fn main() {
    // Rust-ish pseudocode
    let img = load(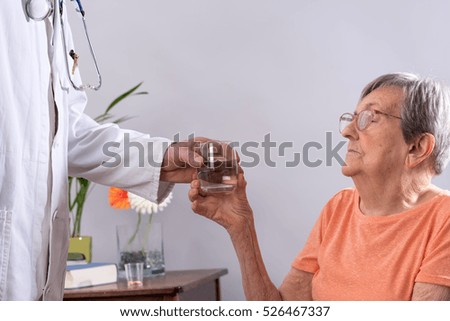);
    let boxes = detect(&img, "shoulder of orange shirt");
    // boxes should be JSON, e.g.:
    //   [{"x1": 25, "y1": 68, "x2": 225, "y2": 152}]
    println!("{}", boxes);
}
[{"x1": 64, "y1": 262, "x2": 118, "y2": 290}]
